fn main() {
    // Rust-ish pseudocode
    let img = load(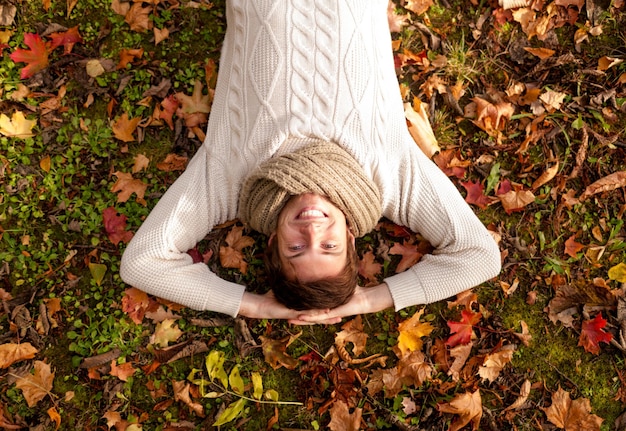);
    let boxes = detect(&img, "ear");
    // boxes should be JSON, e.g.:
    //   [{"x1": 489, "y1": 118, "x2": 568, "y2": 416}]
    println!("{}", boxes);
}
[
  {"x1": 347, "y1": 229, "x2": 355, "y2": 246},
  {"x1": 268, "y1": 232, "x2": 276, "y2": 246}
]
